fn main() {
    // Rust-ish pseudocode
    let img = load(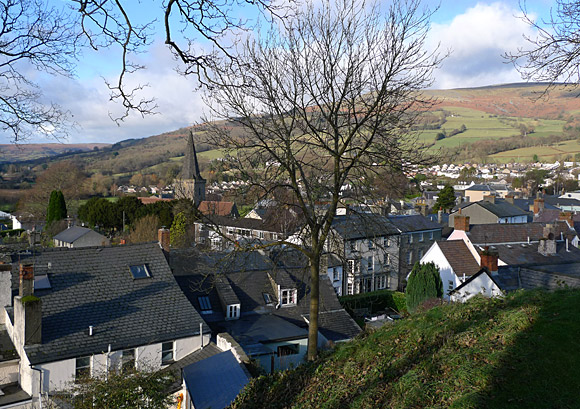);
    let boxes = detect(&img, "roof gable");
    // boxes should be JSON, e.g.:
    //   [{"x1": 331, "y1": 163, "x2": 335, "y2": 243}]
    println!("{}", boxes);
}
[{"x1": 437, "y1": 240, "x2": 481, "y2": 277}]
